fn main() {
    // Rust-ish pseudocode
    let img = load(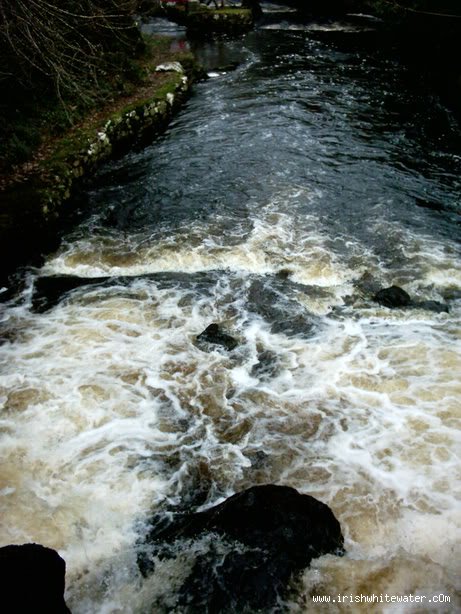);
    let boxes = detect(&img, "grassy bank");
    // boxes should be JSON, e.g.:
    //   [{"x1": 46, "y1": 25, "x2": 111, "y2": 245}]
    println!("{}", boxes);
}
[
  {"x1": 0, "y1": 36, "x2": 193, "y2": 184},
  {"x1": 0, "y1": 34, "x2": 198, "y2": 283}
]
